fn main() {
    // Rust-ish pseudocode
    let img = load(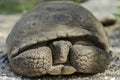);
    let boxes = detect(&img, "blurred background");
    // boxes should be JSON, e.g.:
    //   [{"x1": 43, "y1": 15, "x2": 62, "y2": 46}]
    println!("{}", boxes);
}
[
  {"x1": 0, "y1": 0, "x2": 87, "y2": 14},
  {"x1": 0, "y1": 0, "x2": 120, "y2": 79}
]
